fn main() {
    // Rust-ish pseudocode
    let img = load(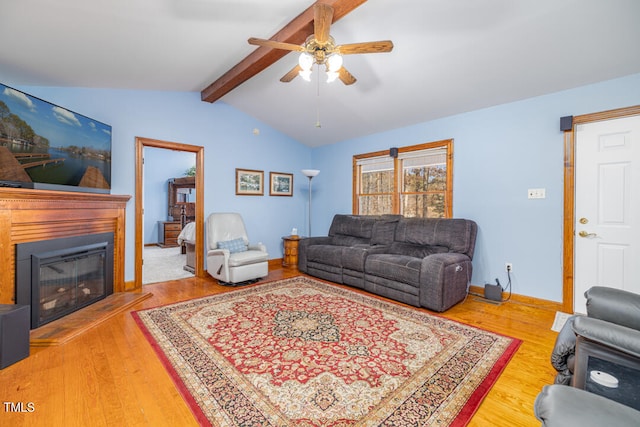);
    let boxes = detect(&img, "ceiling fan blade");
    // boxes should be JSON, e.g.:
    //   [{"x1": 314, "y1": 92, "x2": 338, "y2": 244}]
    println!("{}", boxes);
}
[
  {"x1": 280, "y1": 65, "x2": 302, "y2": 82},
  {"x1": 314, "y1": 3, "x2": 334, "y2": 44},
  {"x1": 338, "y1": 67, "x2": 357, "y2": 85},
  {"x1": 248, "y1": 37, "x2": 304, "y2": 52},
  {"x1": 337, "y1": 40, "x2": 394, "y2": 55},
  {"x1": 203, "y1": 0, "x2": 367, "y2": 103}
]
